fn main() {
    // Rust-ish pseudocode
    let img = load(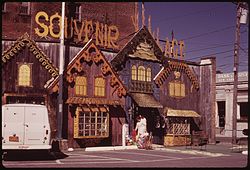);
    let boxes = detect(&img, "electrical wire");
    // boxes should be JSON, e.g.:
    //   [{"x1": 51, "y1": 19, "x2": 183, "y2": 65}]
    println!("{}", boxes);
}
[
  {"x1": 181, "y1": 25, "x2": 235, "y2": 41},
  {"x1": 187, "y1": 49, "x2": 233, "y2": 61},
  {"x1": 154, "y1": 4, "x2": 228, "y2": 23}
]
